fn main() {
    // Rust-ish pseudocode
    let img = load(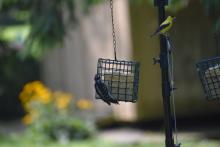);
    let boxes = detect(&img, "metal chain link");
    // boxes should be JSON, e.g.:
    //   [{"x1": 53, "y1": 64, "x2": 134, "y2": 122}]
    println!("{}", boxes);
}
[{"x1": 110, "y1": 0, "x2": 117, "y2": 60}]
